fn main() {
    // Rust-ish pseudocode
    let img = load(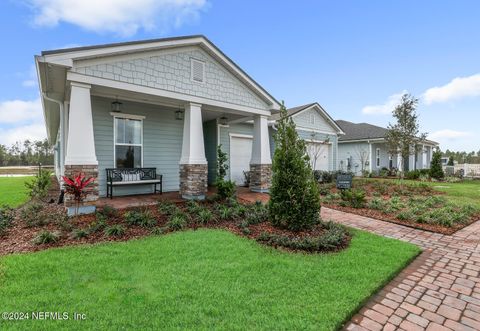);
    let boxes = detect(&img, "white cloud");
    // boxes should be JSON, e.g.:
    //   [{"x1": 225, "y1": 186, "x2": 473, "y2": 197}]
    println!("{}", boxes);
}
[
  {"x1": 361, "y1": 91, "x2": 407, "y2": 115},
  {"x1": 428, "y1": 129, "x2": 472, "y2": 141},
  {"x1": 0, "y1": 123, "x2": 47, "y2": 146},
  {"x1": 27, "y1": 0, "x2": 208, "y2": 36},
  {"x1": 0, "y1": 98, "x2": 42, "y2": 124},
  {"x1": 423, "y1": 73, "x2": 480, "y2": 104}
]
